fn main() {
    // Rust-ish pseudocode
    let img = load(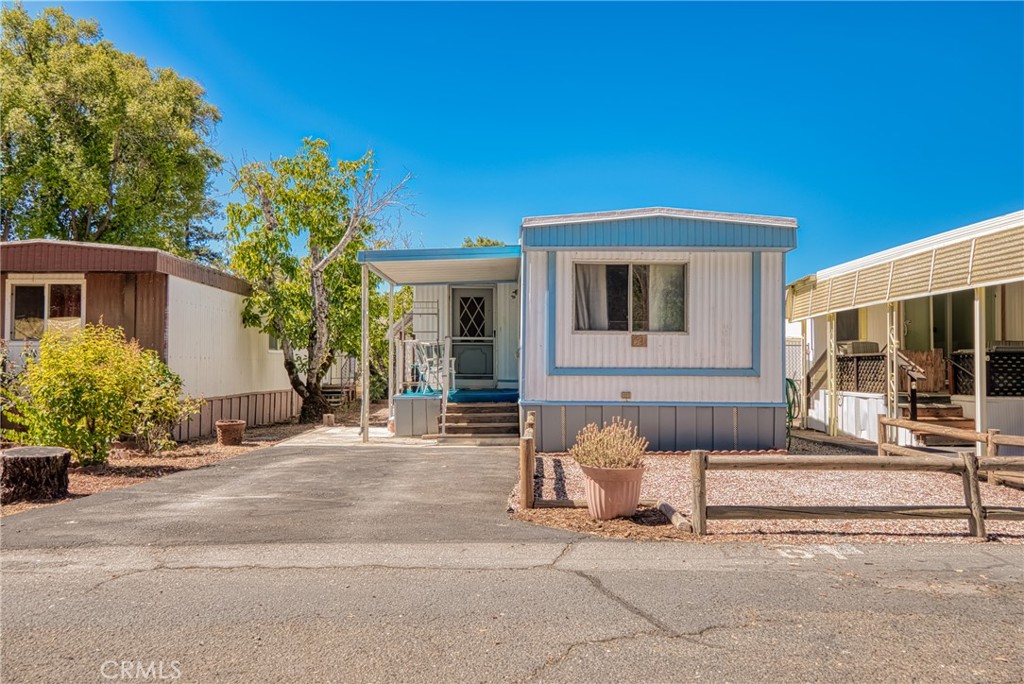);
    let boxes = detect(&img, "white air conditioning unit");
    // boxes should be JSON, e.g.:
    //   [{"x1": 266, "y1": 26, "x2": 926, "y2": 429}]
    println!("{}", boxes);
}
[{"x1": 839, "y1": 341, "x2": 880, "y2": 354}]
